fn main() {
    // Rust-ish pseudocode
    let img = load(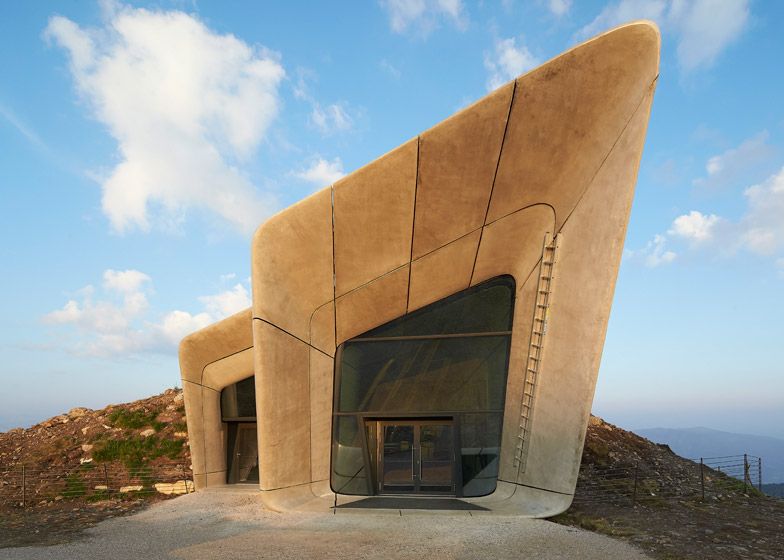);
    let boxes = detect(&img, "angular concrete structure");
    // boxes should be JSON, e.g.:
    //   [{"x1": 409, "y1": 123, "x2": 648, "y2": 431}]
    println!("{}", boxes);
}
[{"x1": 179, "y1": 22, "x2": 659, "y2": 517}]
